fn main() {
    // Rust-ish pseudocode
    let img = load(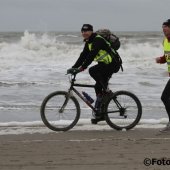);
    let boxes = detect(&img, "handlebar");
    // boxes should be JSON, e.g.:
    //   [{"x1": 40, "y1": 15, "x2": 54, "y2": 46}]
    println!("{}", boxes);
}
[{"x1": 68, "y1": 73, "x2": 77, "y2": 83}]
